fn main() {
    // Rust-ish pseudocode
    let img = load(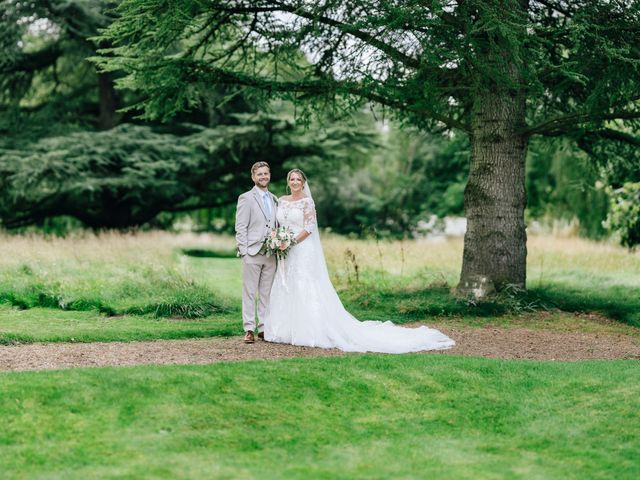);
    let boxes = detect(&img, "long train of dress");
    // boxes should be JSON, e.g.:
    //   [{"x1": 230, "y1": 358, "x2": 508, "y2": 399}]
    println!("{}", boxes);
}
[{"x1": 265, "y1": 197, "x2": 455, "y2": 354}]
